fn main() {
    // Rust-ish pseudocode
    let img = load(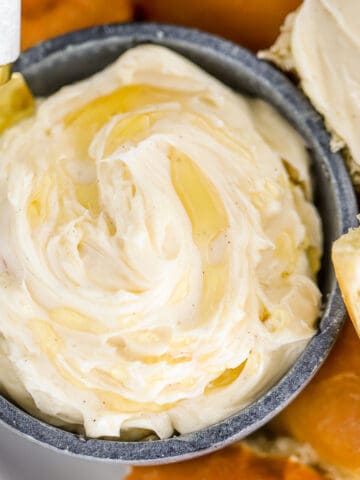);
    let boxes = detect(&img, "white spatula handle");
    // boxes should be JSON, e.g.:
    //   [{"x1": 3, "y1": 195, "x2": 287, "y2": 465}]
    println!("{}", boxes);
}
[{"x1": 0, "y1": 0, "x2": 21, "y2": 65}]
